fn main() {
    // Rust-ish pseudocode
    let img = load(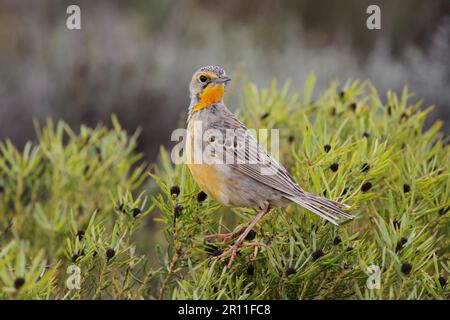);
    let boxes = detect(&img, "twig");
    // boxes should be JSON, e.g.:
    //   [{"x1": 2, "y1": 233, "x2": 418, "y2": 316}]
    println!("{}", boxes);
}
[{"x1": 158, "y1": 252, "x2": 179, "y2": 300}]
